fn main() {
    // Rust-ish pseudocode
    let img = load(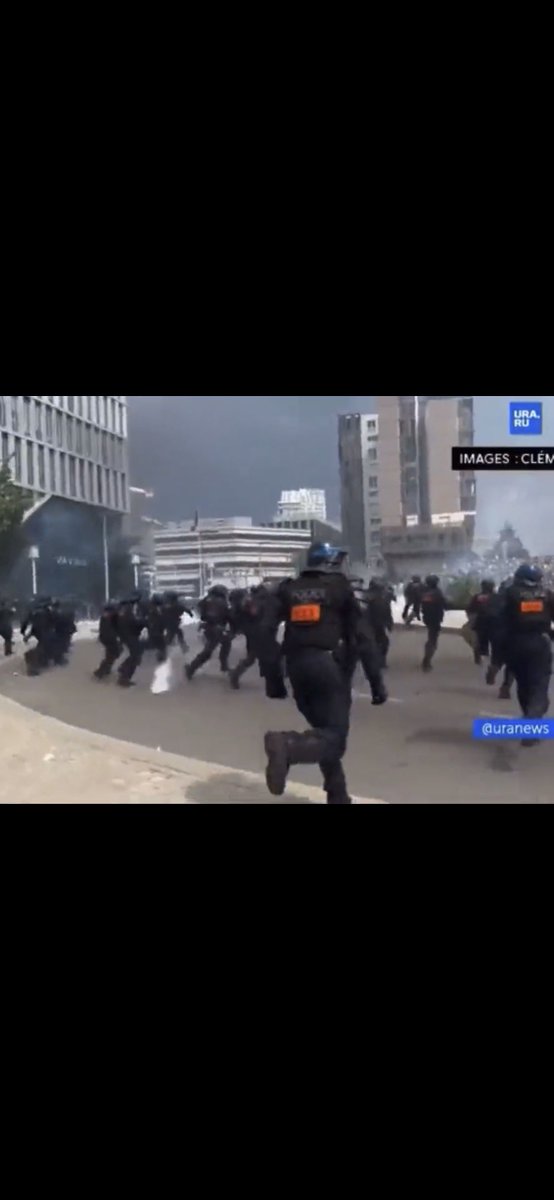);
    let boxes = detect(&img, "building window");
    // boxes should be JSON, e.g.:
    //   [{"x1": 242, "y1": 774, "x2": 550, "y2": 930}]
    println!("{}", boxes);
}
[
  {"x1": 23, "y1": 397, "x2": 32, "y2": 437},
  {"x1": 118, "y1": 403, "x2": 124, "y2": 436},
  {"x1": 113, "y1": 472, "x2": 120, "y2": 509},
  {"x1": 75, "y1": 397, "x2": 82, "y2": 418},
  {"x1": 101, "y1": 431, "x2": 109, "y2": 464},
  {"x1": 38, "y1": 444, "x2": 45, "y2": 490},
  {"x1": 367, "y1": 419, "x2": 377, "y2": 432},
  {"x1": 66, "y1": 417, "x2": 74, "y2": 452},
  {"x1": 49, "y1": 449, "x2": 56, "y2": 492},
  {"x1": 68, "y1": 456, "x2": 76, "y2": 497},
  {"x1": 10, "y1": 396, "x2": 19, "y2": 432},
  {"x1": 88, "y1": 461, "x2": 95, "y2": 501},
  {"x1": 26, "y1": 441, "x2": 34, "y2": 486},
  {"x1": 75, "y1": 421, "x2": 83, "y2": 455},
  {"x1": 84, "y1": 424, "x2": 91, "y2": 457},
  {"x1": 45, "y1": 407, "x2": 53, "y2": 443},
  {"x1": 67, "y1": 395, "x2": 75, "y2": 413},
  {"x1": 105, "y1": 468, "x2": 111, "y2": 507},
  {"x1": 59, "y1": 452, "x2": 67, "y2": 495},
  {"x1": 0, "y1": 397, "x2": 5, "y2": 427},
  {"x1": 56, "y1": 411, "x2": 63, "y2": 448},
  {"x1": 35, "y1": 399, "x2": 44, "y2": 441},
  {"x1": 13, "y1": 437, "x2": 21, "y2": 480},
  {"x1": 370, "y1": 531, "x2": 381, "y2": 544},
  {"x1": 370, "y1": 517, "x2": 381, "y2": 526},
  {"x1": 1, "y1": 431, "x2": 8, "y2": 462},
  {"x1": 99, "y1": 397, "x2": 106, "y2": 427},
  {"x1": 368, "y1": 476, "x2": 378, "y2": 488},
  {"x1": 97, "y1": 464, "x2": 103, "y2": 504},
  {"x1": 367, "y1": 448, "x2": 377, "y2": 462},
  {"x1": 121, "y1": 473, "x2": 127, "y2": 507},
  {"x1": 79, "y1": 459, "x2": 86, "y2": 499},
  {"x1": 111, "y1": 398, "x2": 116, "y2": 430}
]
